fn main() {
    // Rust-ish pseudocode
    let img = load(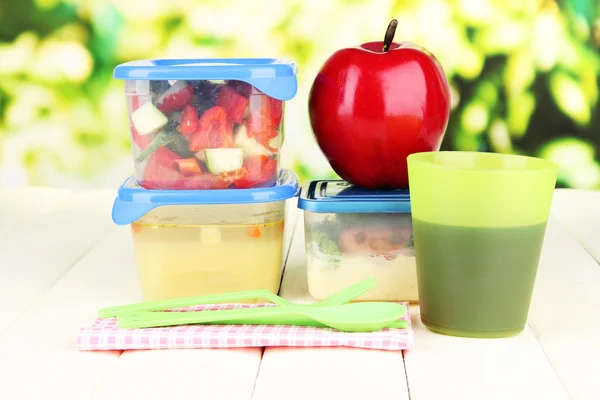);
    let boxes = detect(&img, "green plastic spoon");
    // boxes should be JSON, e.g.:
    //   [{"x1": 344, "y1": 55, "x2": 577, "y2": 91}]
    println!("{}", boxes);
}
[
  {"x1": 98, "y1": 277, "x2": 377, "y2": 318},
  {"x1": 116, "y1": 302, "x2": 408, "y2": 332}
]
